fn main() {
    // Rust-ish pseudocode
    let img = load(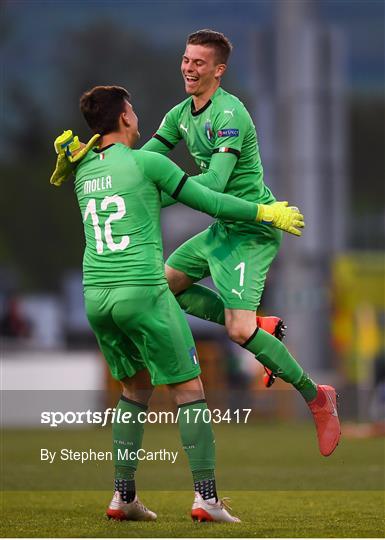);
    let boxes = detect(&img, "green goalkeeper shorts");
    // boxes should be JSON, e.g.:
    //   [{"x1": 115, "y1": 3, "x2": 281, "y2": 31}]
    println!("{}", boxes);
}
[
  {"x1": 84, "y1": 284, "x2": 201, "y2": 385},
  {"x1": 166, "y1": 221, "x2": 282, "y2": 310}
]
